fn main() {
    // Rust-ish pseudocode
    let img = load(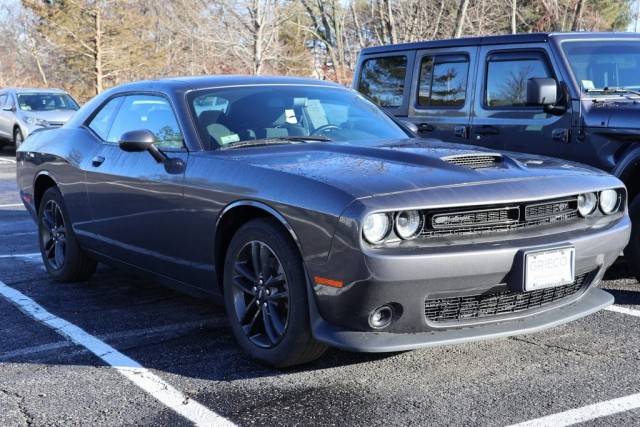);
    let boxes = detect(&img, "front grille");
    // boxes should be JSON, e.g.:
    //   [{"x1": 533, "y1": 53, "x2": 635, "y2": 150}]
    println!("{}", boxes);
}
[
  {"x1": 442, "y1": 154, "x2": 501, "y2": 169},
  {"x1": 432, "y1": 207, "x2": 519, "y2": 229},
  {"x1": 424, "y1": 272, "x2": 591, "y2": 323},
  {"x1": 420, "y1": 197, "x2": 580, "y2": 238},
  {"x1": 525, "y1": 199, "x2": 577, "y2": 220}
]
